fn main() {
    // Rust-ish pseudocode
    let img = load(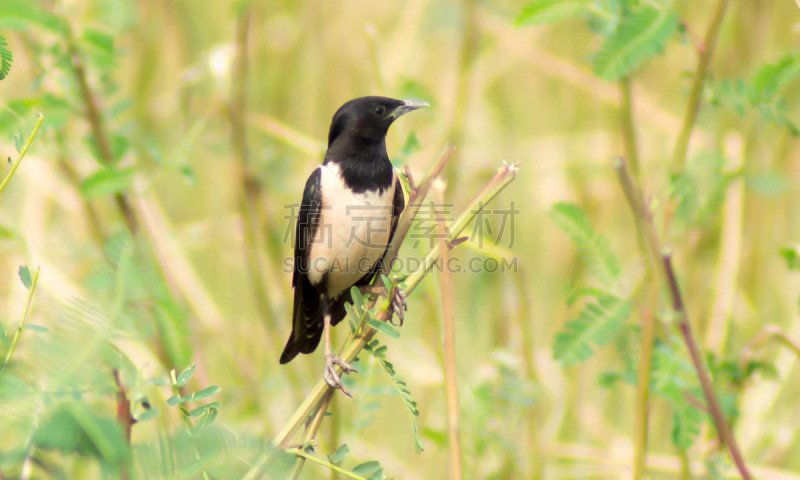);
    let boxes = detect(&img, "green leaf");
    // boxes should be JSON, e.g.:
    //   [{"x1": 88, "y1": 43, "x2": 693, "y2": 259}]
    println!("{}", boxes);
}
[
  {"x1": 327, "y1": 443, "x2": 349, "y2": 464},
  {"x1": 176, "y1": 363, "x2": 196, "y2": 387},
  {"x1": 515, "y1": 0, "x2": 591, "y2": 26},
  {"x1": 548, "y1": 202, "x2": 620, "y2": 286},
  {"x1": 553, "y1": 294, "x2": 632, "y2": 366},
  {"x1": 33, "y1": 403, "x2": 129, "y2": 465},
  {"x1": 0, "y1": 35, "x2": 11, "y2": 81},
  {"x1": 188, "y1": 402, "x2": 221, "y2": 417},
  {"x1": 369, "y1": 469, "x2": 385, "y2": 480},
  {"x1": 135, "y1": 408, "x2": 159, "y2": 422},
  {"x1": 22, "y1": 324, "x2": 48, "y2": 333},
  {"x1": 189, "y1": 385, "x2": 220, "y2": 402},
  {"x1": 150, "y1": 376, "x2": 173, "y2": 387},
  {"x1": 154, "y1": 299, "x2": 193, "y2": 368},
  {"x1": 193, "y1": 406, "x2": 217, "y2": 436},
  {"x1": 366, "y1": 318, "x2": 400, "y2": 339},
  {"x1": 13, "y1": 134, "x2": 23, "y2": 153},
  {"x1": 365, "y1": 340, "x2": 424, "y2": 452},
  {"x1": 79, "y1": 167, "x2": 137, "y2": 199},
  {"x1": 81, "y1": 28, "x2": 115, "y2": 58},
  {"x1": 592, "y1": 6, "x2": 678, "y2": 80},
  {"x1": 166, "y1": 395, "x2": 183, "y2": 406},
  {"x1": 18, "y1": 265, "x2": 31, "y2": 289},
  {"x1": 752, "y1": 54, "x2": 800, "y2": 99},
  {"x1": 352, "y1": 461, "x2": 381, "y2": 475},
  {"x1": 0, "y1": 0, "x2": 69, "y2": 33},
  {"x1": 0, "y1": 322, "x2": 10, "y2": 347}
]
